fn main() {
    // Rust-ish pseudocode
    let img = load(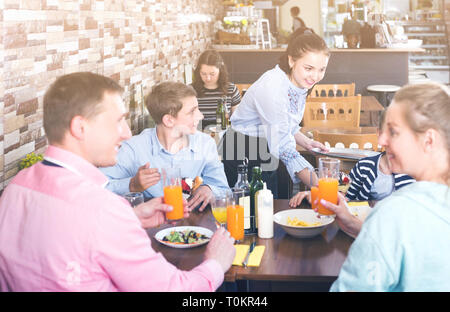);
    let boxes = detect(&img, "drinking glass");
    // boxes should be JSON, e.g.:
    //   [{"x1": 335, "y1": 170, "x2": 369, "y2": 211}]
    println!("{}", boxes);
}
[
  {"x1": 162, "y1": 167, "x2": 184, "y2": 221},
  {"x1": 308, "y1": 169, "x2": 320, "y2": 212},
  {"x1": 124, "y1": 192, "x2": 144, "y2": 208},
  {"x1": 318, "y1": 158, "x2": 340, "y2": 216},
  {"x1": 227, "y1": 188, "x2": 245, "y2": 242},
  {"x1": 211, "y1": 190, "x2": 231, "y2": 228}
]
